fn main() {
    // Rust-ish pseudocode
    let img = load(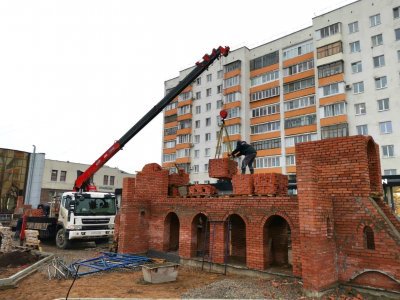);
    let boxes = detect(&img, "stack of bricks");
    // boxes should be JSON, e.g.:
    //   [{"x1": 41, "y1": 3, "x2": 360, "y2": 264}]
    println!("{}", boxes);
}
[
  {"x1": 232, "y1": 174, "x2": 254, "y2": 195},
  {"x1": 25, "y1": 208, "x2": 45, "y2": 217},
  {"x1": 24, "y1": 229, "x2": 40, "y2": 249},
  {"x1": 208, "y1": 158, "x2": 238, "y2": 180},
  {"x1": 188, "y1": 184, "x2": 217, "y2": 196},
  {"x1": 0, "y1": 226, "x2": 13, "y2": 252},
  {"x1": 168, "y1": 170, "x2": 189, "y2": 197},
  {"x1": 253, "y1": 173, "x2": 289, "y2": 196}
]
